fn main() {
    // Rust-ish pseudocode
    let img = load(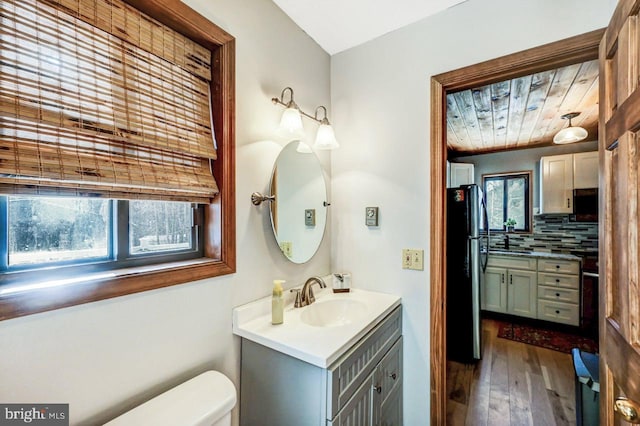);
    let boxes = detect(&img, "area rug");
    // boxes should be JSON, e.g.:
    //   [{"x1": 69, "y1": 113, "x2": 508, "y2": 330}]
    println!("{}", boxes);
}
[{"x1": 497, "y1": 322, "x2": 599, "y2": 354}]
